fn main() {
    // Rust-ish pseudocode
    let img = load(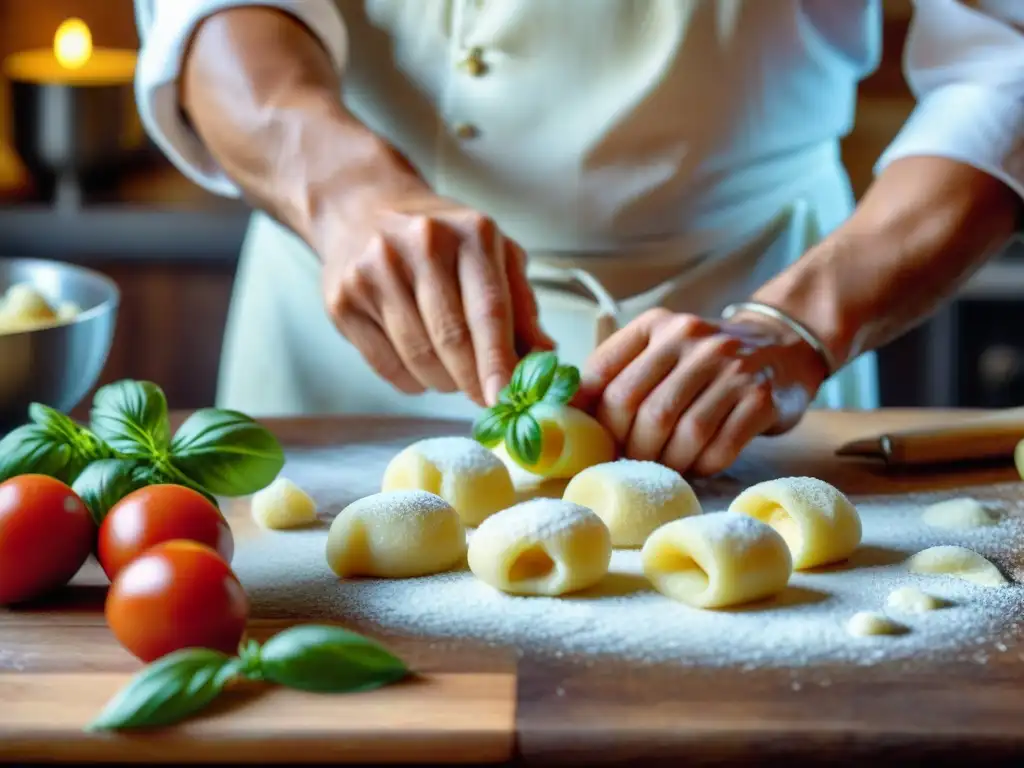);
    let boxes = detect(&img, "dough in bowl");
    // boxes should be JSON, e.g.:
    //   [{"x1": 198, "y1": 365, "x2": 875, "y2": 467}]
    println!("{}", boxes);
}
[
  {"x1": 326, "y1": 490, "x2": 466, "y2": 578},
  {"x1": 562, "y1": 459, "x2": 701, "y2": 547},
  {"x1": 467, "y1": 499, "x2": 611, "y2": 596},
  {"x1": 641, "y1": 511, "x2": 792, "y2": 609},
  {"x1": 727, "y1": 477, "x2": 861, "y2": 569},
  {"x1": 495, "y1": 403, "x2": 615, "y2": 480},
  {"x1": 382, "y1": 436, "x2": 516, "y2": 526}
]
